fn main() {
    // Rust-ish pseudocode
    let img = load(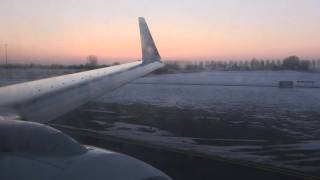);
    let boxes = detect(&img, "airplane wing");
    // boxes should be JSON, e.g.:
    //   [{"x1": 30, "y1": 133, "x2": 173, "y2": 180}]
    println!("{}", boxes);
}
[
  {"x1": 0, "y1": 17, "x2": 164, "y2": 123},
  {"x1": 0, "y1": 17, "x2": 172, "y2": 180}
]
